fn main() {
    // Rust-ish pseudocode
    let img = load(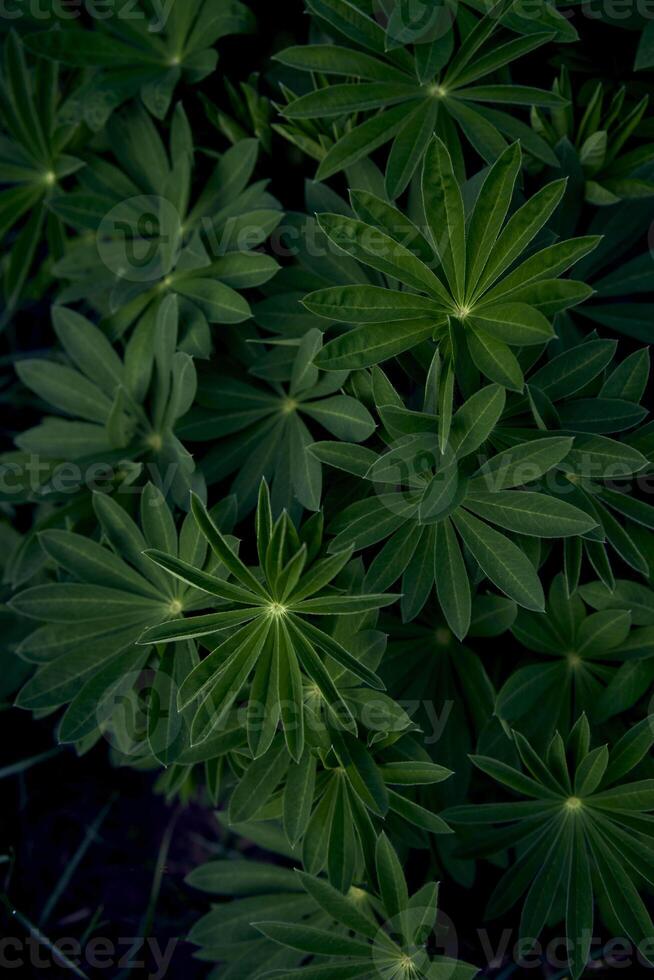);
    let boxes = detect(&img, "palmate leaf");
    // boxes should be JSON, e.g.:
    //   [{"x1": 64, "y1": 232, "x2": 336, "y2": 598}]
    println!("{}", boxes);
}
[
  {"x1": 15, "y1": 296, "x2": 199, "y2": 507},
  {"x1": 50, "y1": 104, "x2": 281, "y2": 347},
  {"x1": 228, "y1": 726, "x2": 451, "y2": 893},
  {"x1": 381, "y1": 602, "x2": 500, "y2": 862},
  {"x1": 5, "y1": 0, "x2": 654, "y2": 970},
  {"x1": 502, "y1": 335, "x2": 649, "y2": 436},
  {"x1": 178, "y1": 329, "x2": 375, "y2": 516},
  {"x1": 138, "y1": 483, "x2": 399, "y2": 760},
  {"x1": 307, "y1": 140, "x2": 597, "y2": 397},
  {"x1": 493, "y1": 433, "x2": 650, "y2": 593},
  {"x1": 0, "y1": 31, "x2": 85, "y2": 316},
  {"x1": 528, "y1": 67, "x2": 654, "y2": 207},
  {"x1": 186, "y1": 831, "x2": 337, "y2": 975},
  {"x1": 24, "y1": 0, "x2": 255, "y2": 127},
  {"x1": 564, "y1": 191, "x2": 654, "y2": 343},
  {"x1": 444, "y1": 720, "x2": 654, "y2": 980},
  {"x1": 493, "y1": 335, "x2": 651, "y2": 592},
  {"x1": 257, "y1": 833, "x2": 478, "y2": 979},
  {"x1": 496, "y1": 573, "x2": 654, "y2": 742},
  {"x1": 320, "y1": 381, "x2": 596, "y2": 637},
  {"x1": 10, "y1": 483, "x2": 219, "y2": 757},
  {"x1": 277, "y1": 0, "x2": 562, "y2": 196}
]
